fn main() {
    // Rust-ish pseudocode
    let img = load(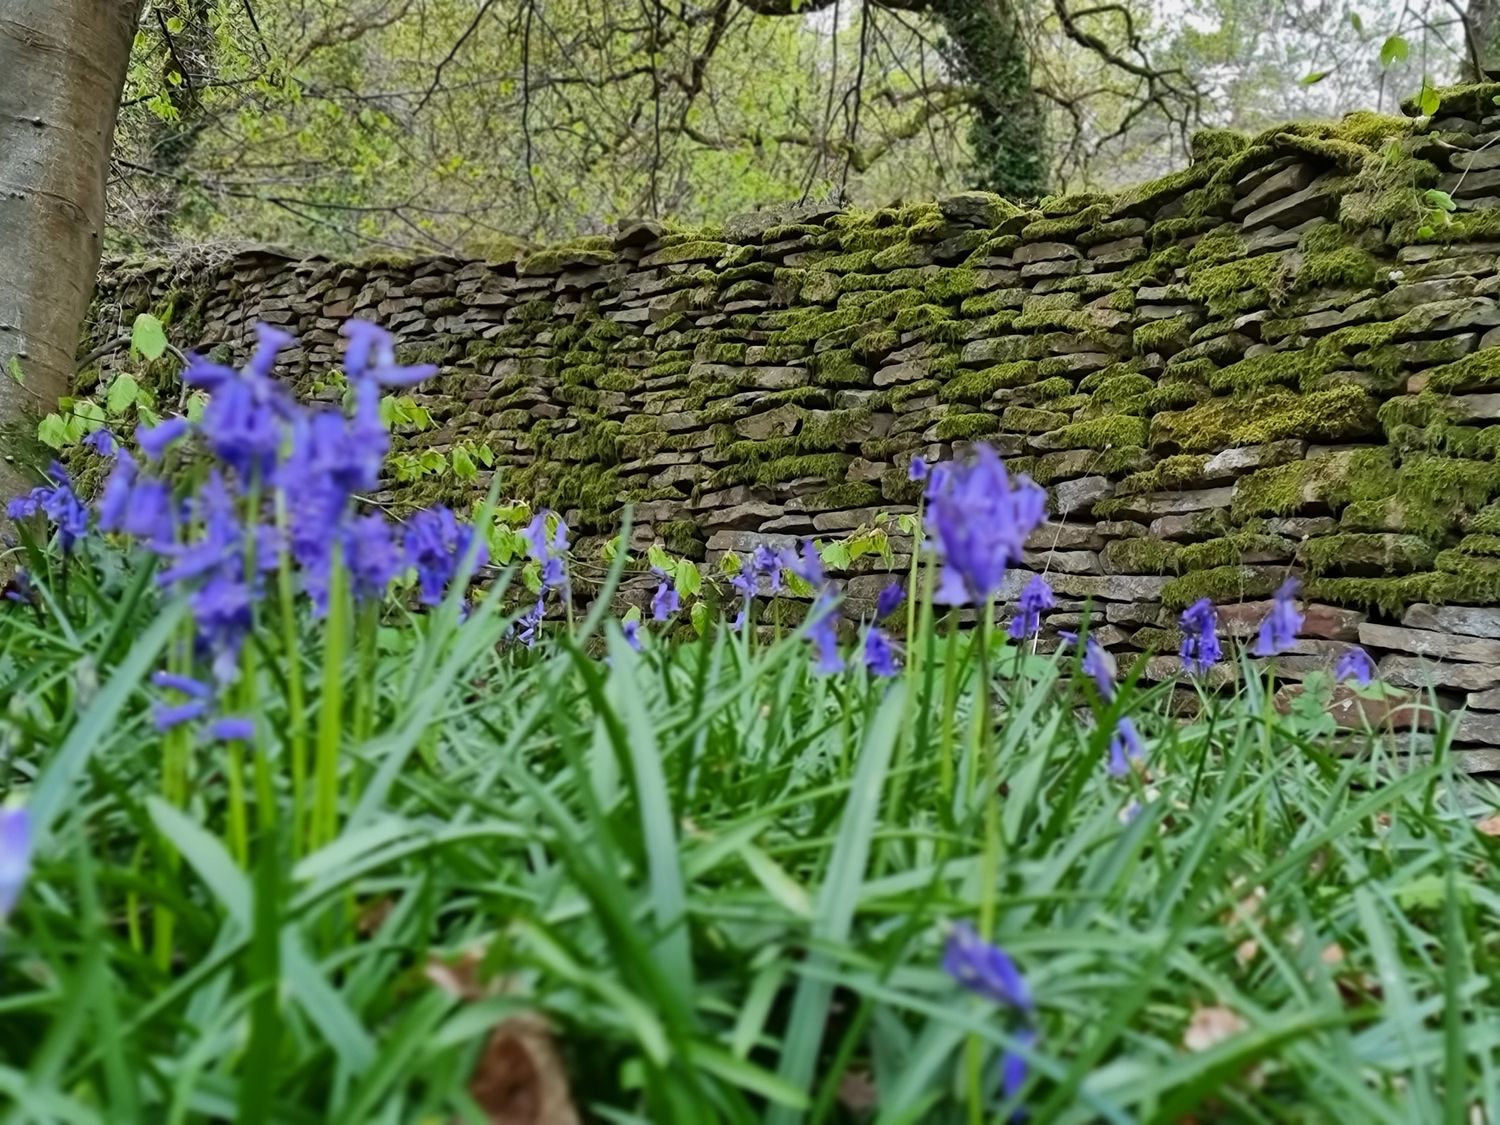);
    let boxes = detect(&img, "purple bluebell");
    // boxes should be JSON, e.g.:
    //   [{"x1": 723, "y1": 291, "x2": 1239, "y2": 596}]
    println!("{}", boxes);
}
[
  {"x1": 622, "y1": 618, "x2": 644, "y2": 652},
  {"x1": 154, "y1": 700, "x2": 210, "y2": 731},
  {"x1": 8, "y1": 463, "x2": 88, "y2": 552},
  {"x1": 1108, "y1": 716, "x2": 1144, "y2": 777},
  {"x1": 808, "y1": 597, "x2": 844, "y2": 674},
  {"x1": 864, "y1": 626, "x2": 899, "y2": 677},
  {"x1": 405, "y1": 506, "x2": 488, "y2": 606},
  {"x1": 751, "y1": 544, "x2": 786, "y2": 594},
  {"x1": 210, "y1": 717, "x2": 256, "y2": 741},
  {"x1": 157, "y1": 473, "x2": 242, "y2": 586},
  {"x1": 1007, "y1": 574, "x2": 1054, "y2": 640},
  {"x1": 515, "y1": 597, "x2": 546, "y2": 647},
  {"x1": 943, "y1": 921, "x2": 1033, "y2": 1012},
  {"x1": 728, "y1": 567, "x2": 755, "y2": 631},
  {"x1": 1082, "y1": 638, "x2": 1116, "y2": 701},
  {"x1": 137, "y1": 416, "x2": 191, "y2": 459},
  {"x1": 789, "y1": 540, "x2": 824, "y2": 588},
  {"x1": 344, "y1": 513, "x2": 405, "y2": 603},
  {"x1": 343, "y1": 320, "x2": 440, "y2": 387},
  {"x1": 651, "y1": 570, "x2": 680, "y2": 621},
  {"x1": 523, "y1": 511, "x2": 569, "y2": 591},
  {"x1": 0, "y1": 807, "x2": 32, "y2": 922},
  {"x1": 924, "y1": 445, "x2": 1047, "y2": 606},
  {"x1": 876, "y1": 581, "x2": 905, "y2": 620},
  {"x1": 3, "y1": 570, "x2": 34, "y2": 605},
  {"x1": 83, "y1": 428, "x2": 118, "y2": 457},
  {"x1": 908, "y1": 456, "x2": 928, "y2": 482},
  {"x1": 151, "y1": 671, "x2": 213, "y2": 698},
  {"x1": 1335, "y1": 646, "x2": 1376, "y2": 686},
  {"x1": 119, "y1": 478, "x2": 177, "y2": 550},
  {"x1": 1254, "y1": 577, "x2": 1304, "y2": 657},
  {"x1": 96, "y1": 453, "x2": 137, "y2": 532},
  {"x1": 1179, "y1": 597, "x2": 1222, "y2": 674}
]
